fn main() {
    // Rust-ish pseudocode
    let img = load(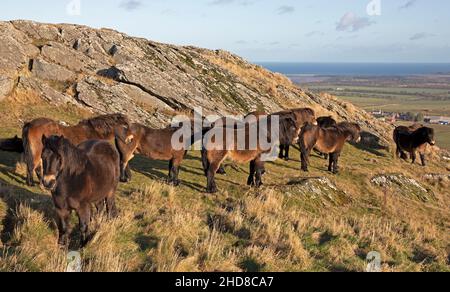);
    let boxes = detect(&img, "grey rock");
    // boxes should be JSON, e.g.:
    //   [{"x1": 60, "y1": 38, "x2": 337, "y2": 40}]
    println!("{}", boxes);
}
[
  {"x1": 31, "y1": 58, "x2": 76, "y2": 82},
  {"x1": 0, "y1": 76, "x2": 14, "y2": 101},
  {"x1": 0, "y1": 20, "x2": 394, "y2": 144}
]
